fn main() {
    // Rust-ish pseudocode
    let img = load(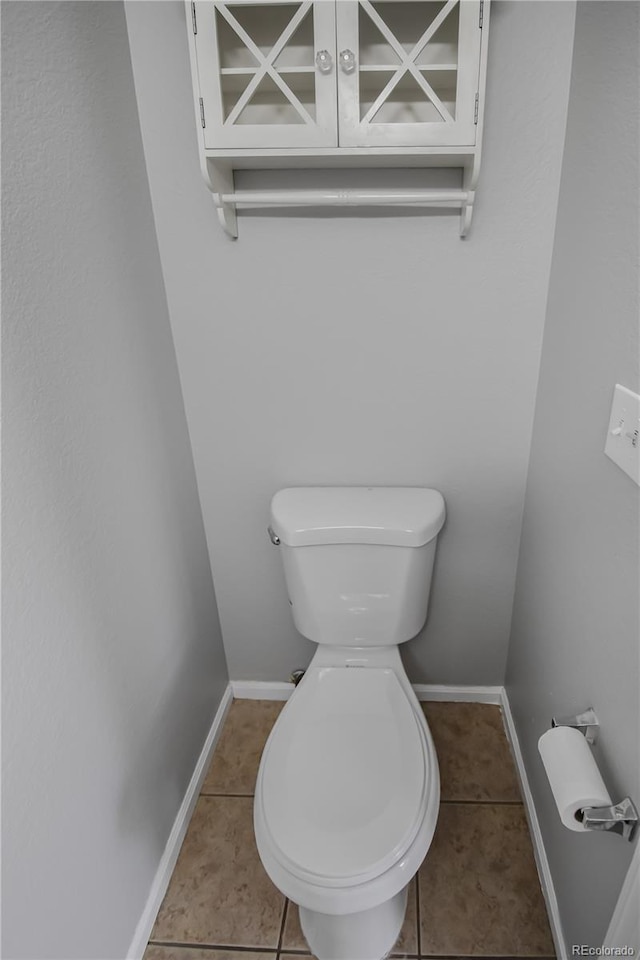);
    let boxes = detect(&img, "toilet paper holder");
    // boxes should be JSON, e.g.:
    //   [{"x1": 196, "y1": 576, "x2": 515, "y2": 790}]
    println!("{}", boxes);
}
[
  {"x1": 551, "y1": 707, "x2": 600, "y2": 744},
  {"x1": 578, "y1": 797, "x2": 639, "y2": 841},
  {"x1": 548, "y1": 708, "x2": 638, "y2": 840}
]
